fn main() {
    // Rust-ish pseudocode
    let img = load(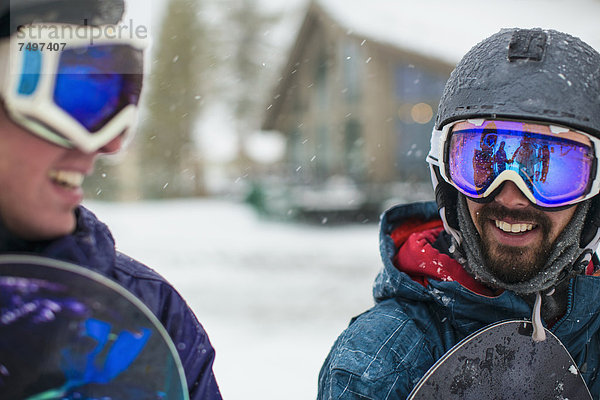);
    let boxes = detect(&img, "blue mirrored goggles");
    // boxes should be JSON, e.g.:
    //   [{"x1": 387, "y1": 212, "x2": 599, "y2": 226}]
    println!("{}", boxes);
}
[
  {"x1": 1, "y1": 25, "x2": 144, "y2": 152},
  {"x1": 427, "y1": 119, "x2": 600, "y2": 208}
]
